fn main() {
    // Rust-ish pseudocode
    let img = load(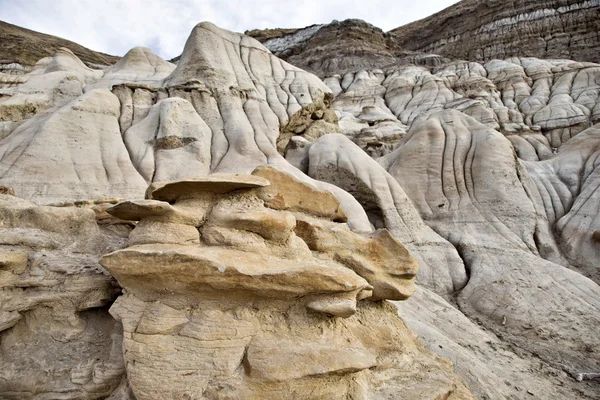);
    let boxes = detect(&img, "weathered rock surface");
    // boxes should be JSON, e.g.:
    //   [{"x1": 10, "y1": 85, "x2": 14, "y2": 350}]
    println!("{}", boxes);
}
[
  {"x1": 100, "y1": 172, "x2": 472, "y2": 399},
  {"x1": 1, "y1": 14, "x2": 600, "y2": 400},
  {"x1": 387, "y1": 110, "x2": 600, "y2": 377},
  {"x1": 0, "y1": 193, "x2": 132, "y2": 399},
  {"x1": 391, "y1": 0, "x2": 600, "y2": 64},
  {"x1": 248, "y1": 19, "x2": 448, "y2": 77},
  {"x1": 249, "y1": 20, "x2": 405, "y2": 77},
  {"x1": 327, "y1": 57, "x2": 600, "y2": 157}
]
